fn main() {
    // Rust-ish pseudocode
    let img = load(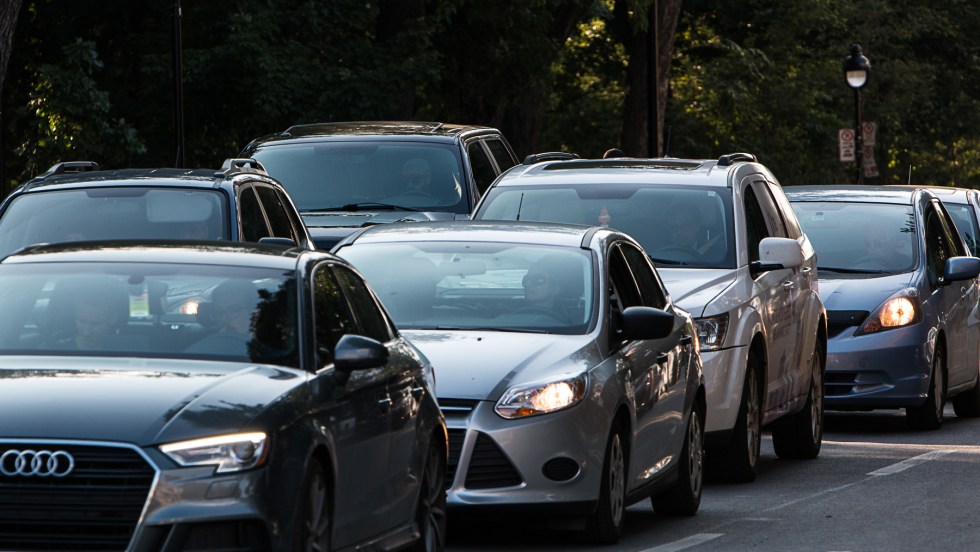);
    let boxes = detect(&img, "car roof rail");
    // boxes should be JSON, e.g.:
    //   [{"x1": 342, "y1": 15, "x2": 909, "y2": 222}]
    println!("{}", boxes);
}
[
  {"x1": 24, "y1": 161, "x2": 101, "y2": 189},
  {"x1": 523, "y1": 152, "x2": 580, "y2": 165},
  {"x1": 214, "y1": 158, "x2": 269, "y2": 179},
  {"x1": 716, "y1": 152, "x2": 757, "y2": 166}
]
